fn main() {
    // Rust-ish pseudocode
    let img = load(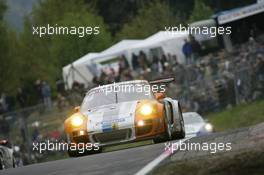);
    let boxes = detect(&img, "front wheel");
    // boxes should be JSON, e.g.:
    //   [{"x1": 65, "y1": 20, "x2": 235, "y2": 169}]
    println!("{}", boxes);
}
[
  {"x1": 67, "y1": 145, "x2": 102, "y2": 157},
  {"x1": 153, "y1": 116, "x2": 172, "y2": 143}
]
